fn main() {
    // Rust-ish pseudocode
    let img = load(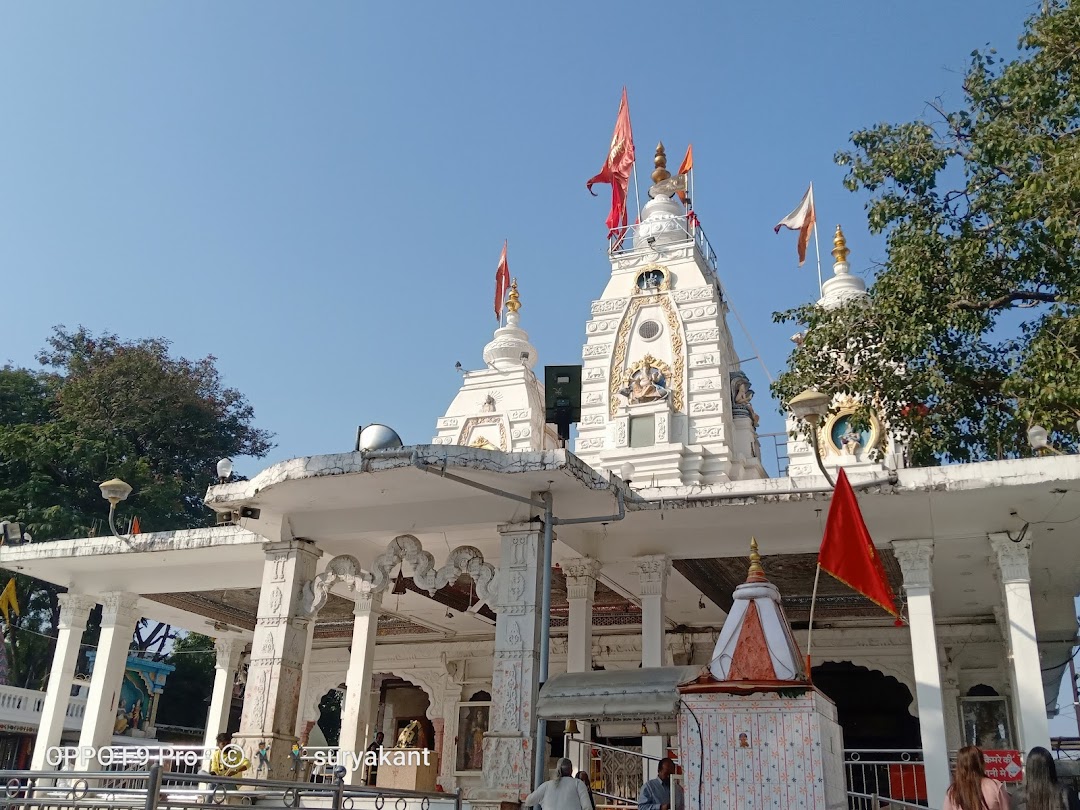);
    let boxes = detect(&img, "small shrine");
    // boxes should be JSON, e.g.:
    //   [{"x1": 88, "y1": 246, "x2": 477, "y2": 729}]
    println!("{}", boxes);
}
[
  {"x1": 677, "y1": 539, "x2": 845, "y2": 809},
  {"x1": 84, "y1": 652, "x2": 175, "y2": 740}
]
